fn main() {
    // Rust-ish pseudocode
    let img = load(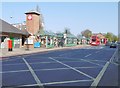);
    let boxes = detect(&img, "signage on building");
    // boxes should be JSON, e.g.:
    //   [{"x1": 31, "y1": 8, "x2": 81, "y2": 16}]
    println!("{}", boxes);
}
[
  {"x1": 64, "y1": 34, "x2": 67, "y2": 38},
  {"x1": 14, "y1": 37, "x2": 20, "y2": 48},
  {"x1": 25, "y1": 37, "x2": 33, "y2": 44},
  {"x1": 27, "y1": 14, "x2": 32, "y2": 20}
]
